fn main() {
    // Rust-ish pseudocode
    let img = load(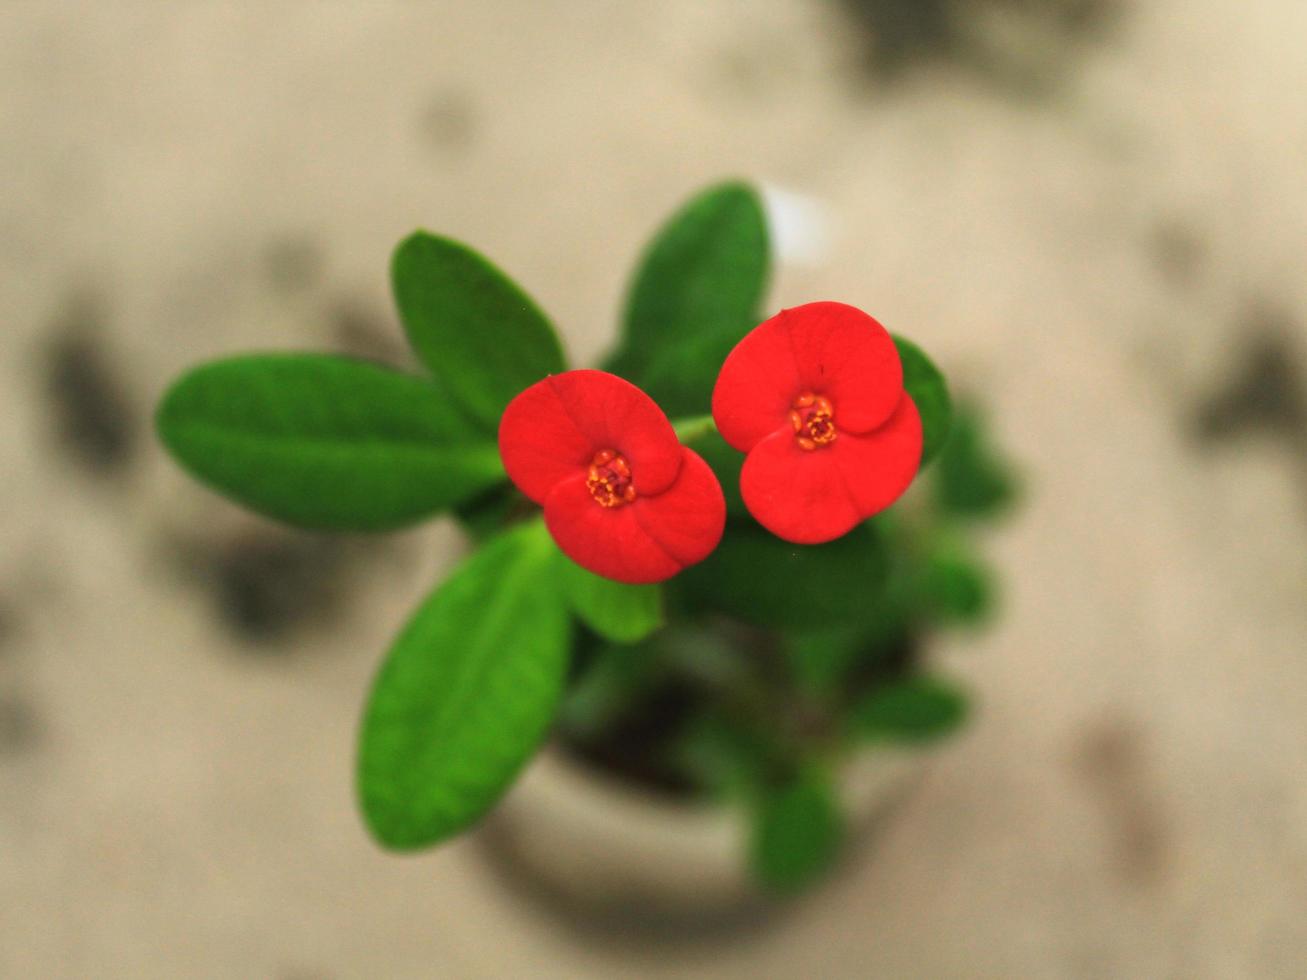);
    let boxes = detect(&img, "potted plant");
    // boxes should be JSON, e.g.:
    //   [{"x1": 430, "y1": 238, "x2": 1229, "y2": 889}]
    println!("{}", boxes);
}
[{"x1": 156, "y1": 180, "x2": 1016, "y2": 927}]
